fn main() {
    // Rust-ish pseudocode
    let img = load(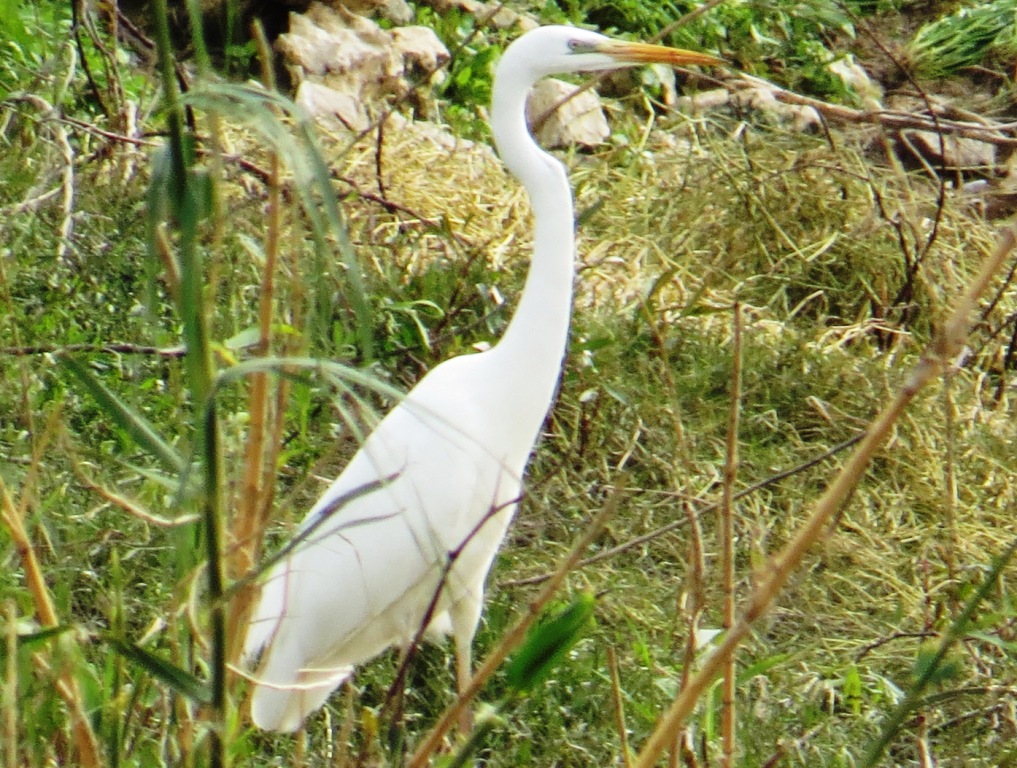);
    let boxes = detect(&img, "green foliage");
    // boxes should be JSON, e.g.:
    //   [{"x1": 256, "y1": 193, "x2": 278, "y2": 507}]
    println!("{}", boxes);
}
[
  {"x1": 0, "y1": 0, "x2": 31, "y2": 52},
  {"x1": 505, "y1": 593, "x2": 596, "y2": 694},
  {"x1": 842, "y1": 664, "x2": 864, "y2": 715},
  {"x1": 912, "y1": 643, "x2": 964, "y2": 686},
  {"x1": 59, "y1": 355, "x2": 186, "y2": 475},
  {"x1": 413, "y1": 4, "x2": 505, "y2": 138},
  {"x1": 556, "y1": 0, "x2": 689, "y2": 36},
  {"x1": 105, "y1": 636, "x2": 212, "y2": 704},
  {"x1": 908, "y1": 0, "x2": 1017, "y2": 77},
  {"x1": 680, "y1": 0, "x2": 856, "y2": 95},
  {"x1": 0, "y1": 1, "x2": 70, "y2": 98},
  {"x1": 539, "y1": 0, "x2": 859, "y2": 95}
]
